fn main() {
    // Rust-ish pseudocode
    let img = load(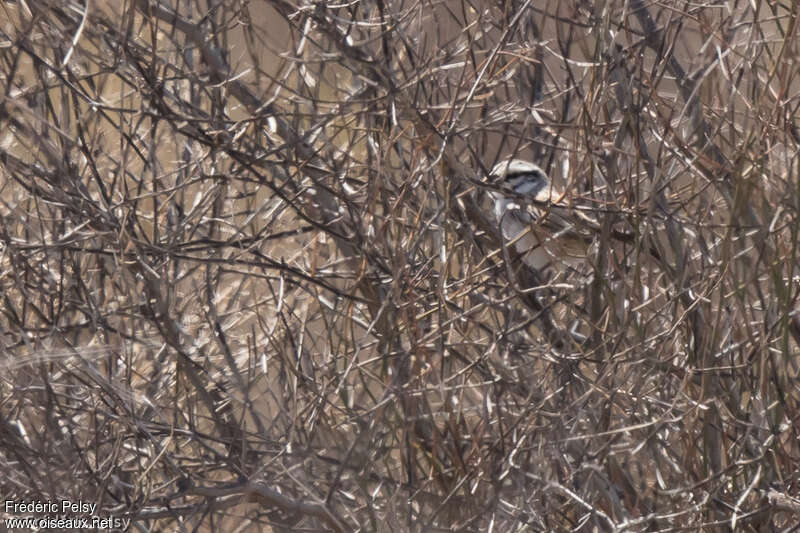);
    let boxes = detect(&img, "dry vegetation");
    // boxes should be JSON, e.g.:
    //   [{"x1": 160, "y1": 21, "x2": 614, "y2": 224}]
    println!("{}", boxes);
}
[{"x1": 1, "y1": 0, "x2": 800, "y2": 531}]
